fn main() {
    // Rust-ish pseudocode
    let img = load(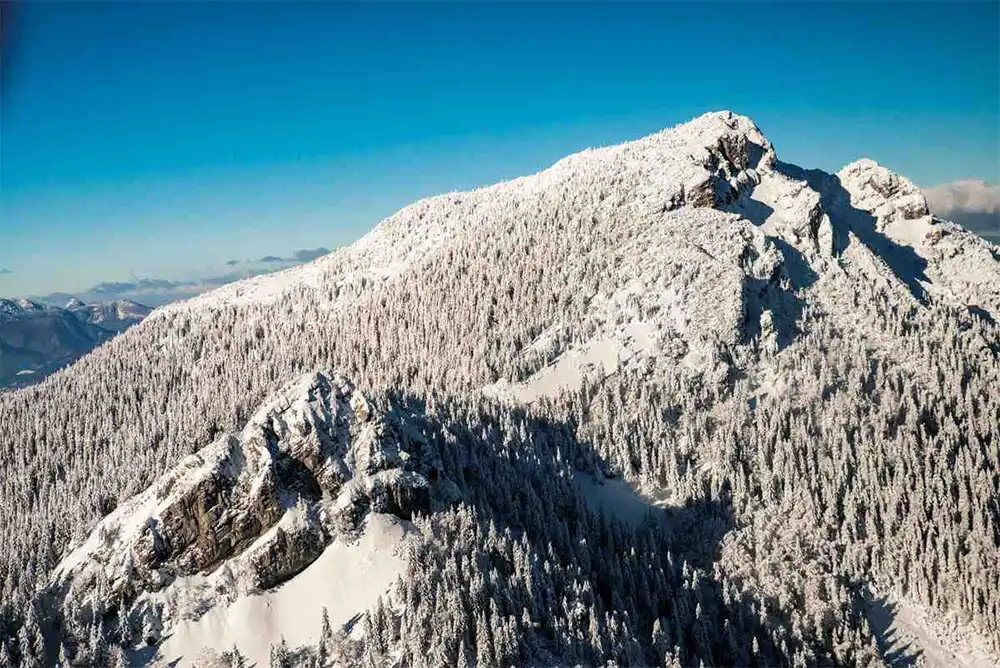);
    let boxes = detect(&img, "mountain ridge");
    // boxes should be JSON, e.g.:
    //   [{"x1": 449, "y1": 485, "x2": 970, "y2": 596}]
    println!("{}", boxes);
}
[{"x1": 155, "y1": 111, "x2": 999, "y2": 330}]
